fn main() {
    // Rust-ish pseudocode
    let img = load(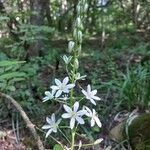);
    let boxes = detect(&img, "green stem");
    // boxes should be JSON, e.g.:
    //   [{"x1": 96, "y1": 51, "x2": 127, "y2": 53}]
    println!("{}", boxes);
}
[
  {"x1": 71, "y1": 130, "x2": 75, "y2": 150},
  {"x1": 58, "y1": 128, "x2": 71, "y2": 144},
  {"x1": 65, "y1": 65, "x2": 70, "y2": 78},
  {"x1": 36, "y1": 127, "x2": 63, "y2": 148},
  {"x1": 74, "y1": 143, "x2": 94, "y2": 147},
  {"x1": 54, "y1": 99, "x2": 68, "y2": 104},
  {"x1": 70, "y1": 47, "x2": 77, "y2": 105}
]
